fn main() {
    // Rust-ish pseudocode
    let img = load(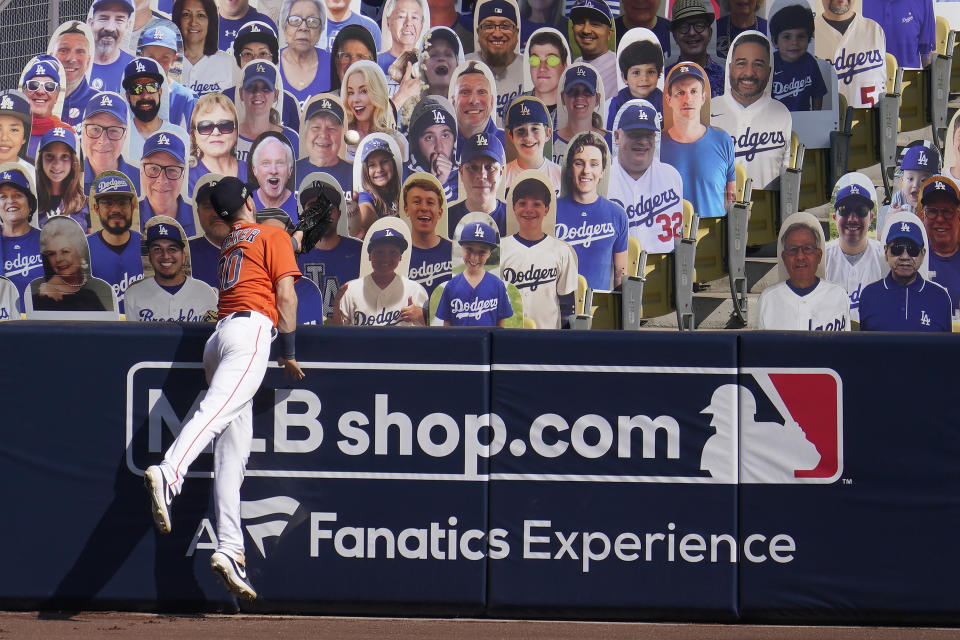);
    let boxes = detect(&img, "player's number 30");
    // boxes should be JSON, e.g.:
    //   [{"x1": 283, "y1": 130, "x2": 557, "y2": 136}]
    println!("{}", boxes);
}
[{"x1": 218, "y1": 247, "x2": 244, "y2": 290}]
